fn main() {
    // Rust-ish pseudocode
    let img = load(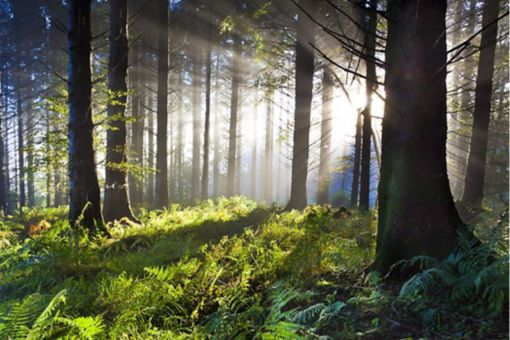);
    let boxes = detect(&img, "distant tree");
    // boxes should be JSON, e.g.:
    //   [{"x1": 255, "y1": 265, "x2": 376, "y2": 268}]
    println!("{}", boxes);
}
[
  {"x1": 103, "y1": 0, "x2": 137, "y2": 222},
  {"x1": 461, "y1": 0, "x2": 500, "y2": 210},
  {"x1": 155, "y1": 0, "x2": 169, "y2": 209},
  {"x1": 67, "y1": 0, "x2": 104, "y2": 231},
  {"x1": 359, "y1": 0, "x2": 378, "y2": 211},
  {"x1": 286, "y1": 0, "x2": 316, "y2": 210},
  {"x1": 201, "y1": 44, "x2": 212, "y2": 200},
  {"x1": 350, "y1": 112, "x2": 362, "y2": 208},
  {"x1": 370, "y1": 0, "x2": 465, "y2": 274},
  {"x1": 317, "y1": 67, "x2": 333, "y2": 205},
  {"x1": 191, "y1": 48, "x2": 202, "y2": 201},
  {"x1": 227, "y1": 36, "x2": 241, "y2": 197}
]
